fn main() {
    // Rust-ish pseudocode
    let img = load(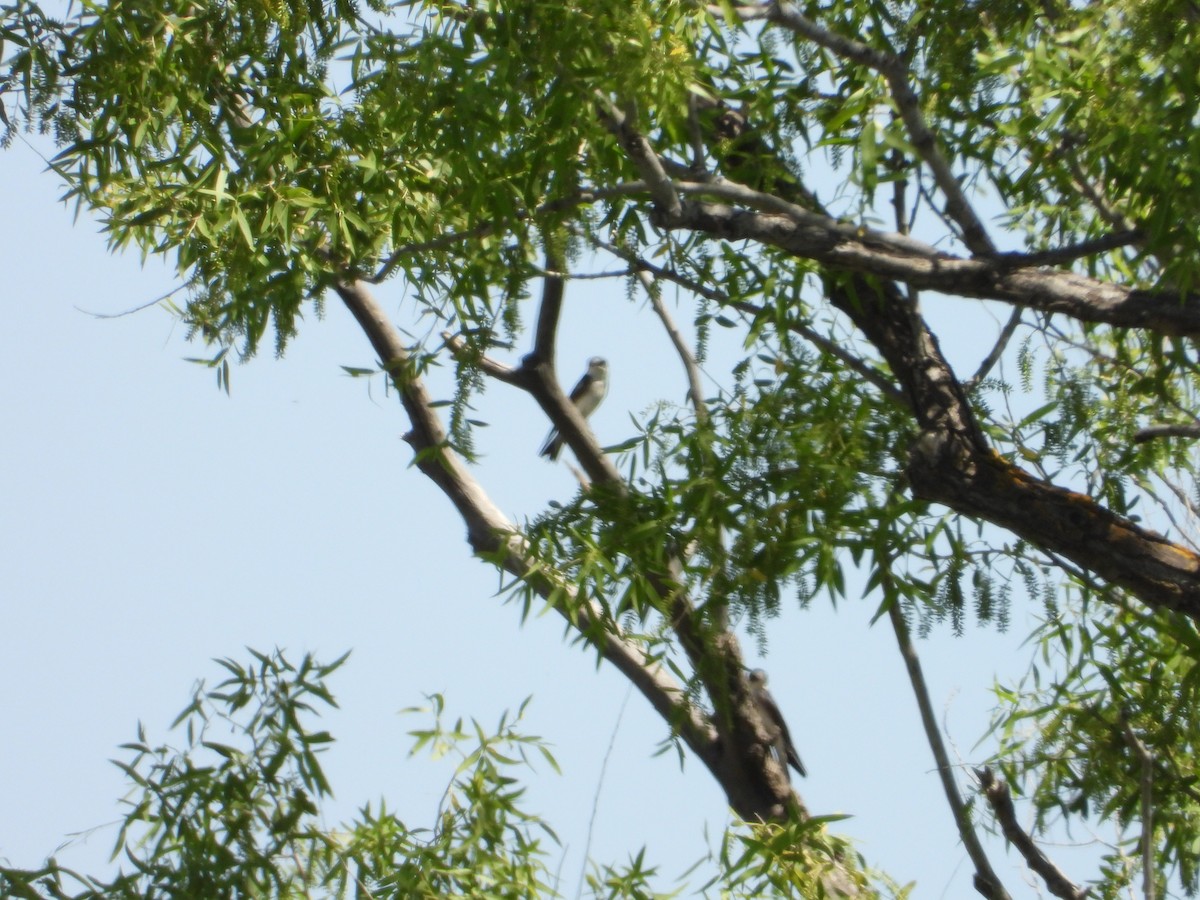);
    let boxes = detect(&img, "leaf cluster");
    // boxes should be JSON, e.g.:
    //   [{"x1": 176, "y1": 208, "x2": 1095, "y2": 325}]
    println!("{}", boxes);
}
[
  {"x1": 991, "y1": 598, "x2": 1200, "y2": 895},
  {"x1": 0, "y1": 650, "x2": 897, "y2": 899}
]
